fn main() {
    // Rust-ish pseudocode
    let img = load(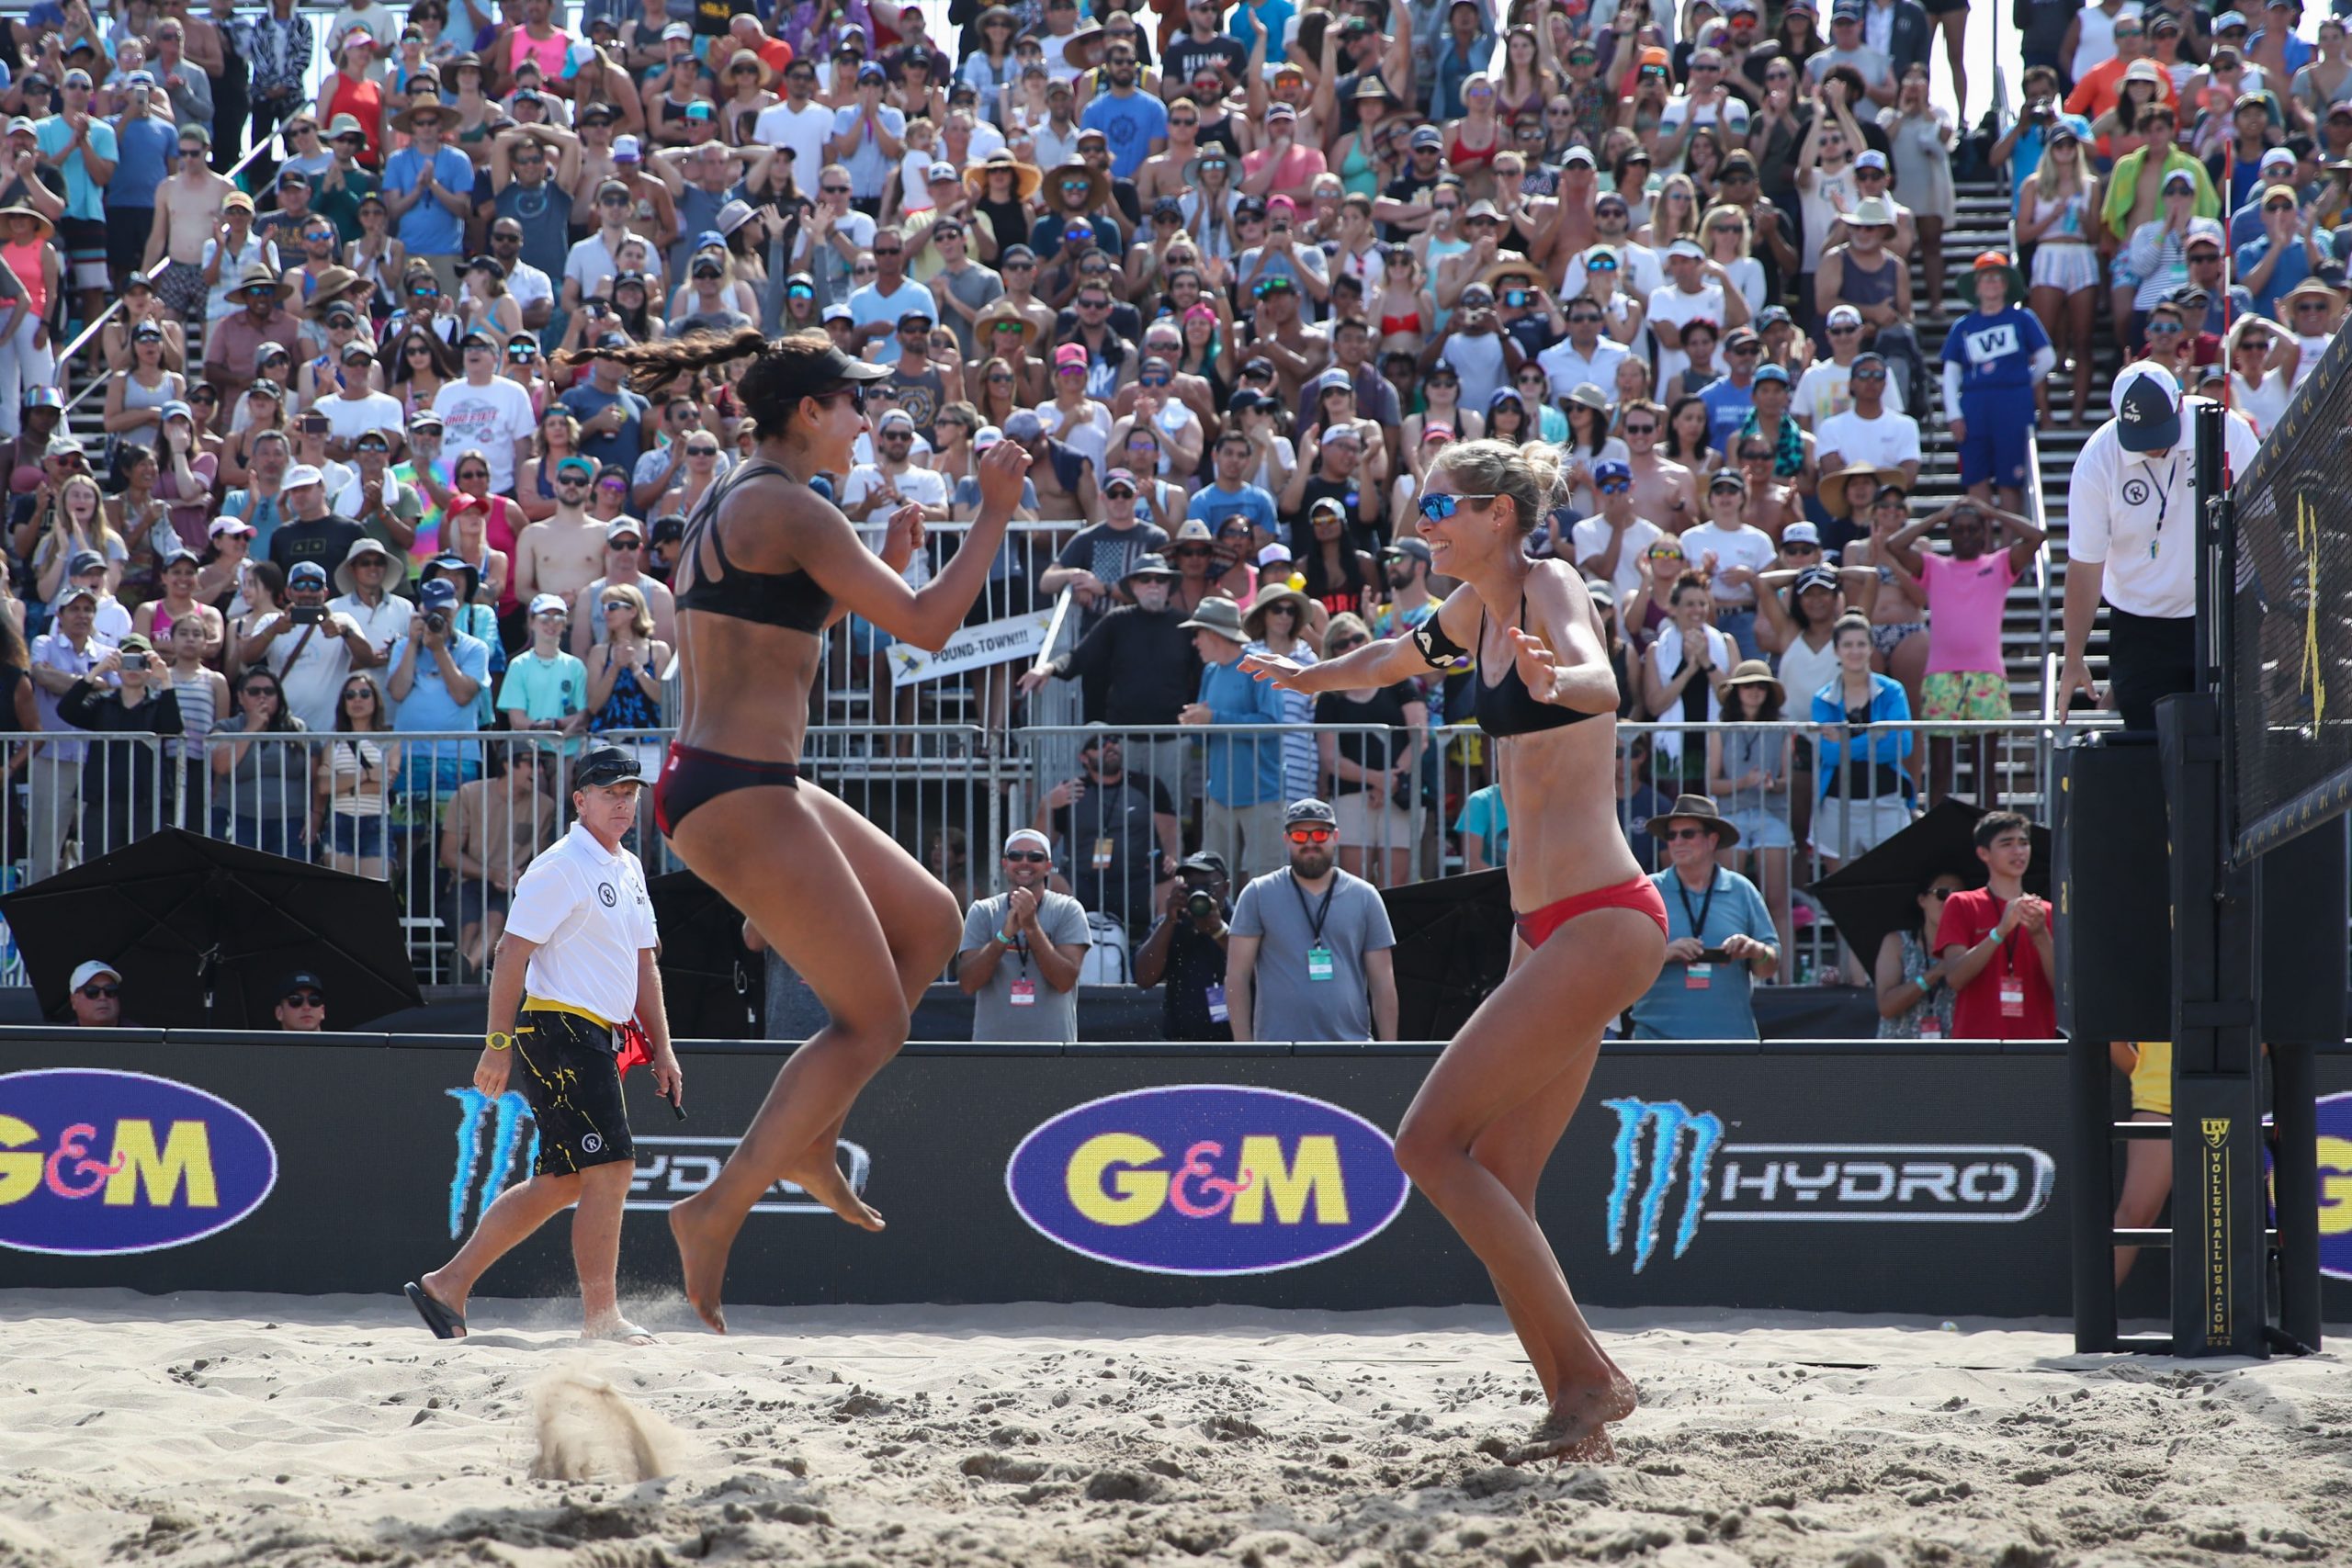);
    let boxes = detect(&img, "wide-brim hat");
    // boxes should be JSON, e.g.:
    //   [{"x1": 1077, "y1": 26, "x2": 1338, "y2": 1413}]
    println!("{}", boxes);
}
[
  {"x1": 973, "y1": 299, "x2": 1041, "y2": 351},
  {"x1": 1183, "y1": 149, "x2": 1235, "y2": 185},
  {"x1": 1821, "y1": 458, "x2": 1902, "y2": 518},
  {"x1": 233, "y1": 259, "x2": 293, "y2": 300},
  {"x1": 1643, "y1": 792, "x2": 1741, "y2": 847},
  {"x1": 334, "y1": 535, "x2": 409, "y2": 596},
  {"x1": 965, "y1": 152, "x2": 1042, "y2": 201},
  {"x1": 1044, "y1": 158, "x2": 1112, "y2": 215},
  {"x1": 390, "y1": 97, "x2": 452, "y2": 136},
  {"x1": 726, "y1": 46, "x2": 777, "y2": 86},
  {"x1": 1721, "y1": 658, "x2": 1784, "y2": 706},
  {"x1": 0, "y1": 202, "x2": 52, "y2": 241},
  {"x1": 1241, "y1": 584, "x2": 1314, "y2": 640},
  {"x1": 301, "y1": 265, "x2": 365, "y2": 317},
  {"x1": 1565, "y1": 382, "x2": 1611, "y2": 414},
  {"x1": 1482, "y1": 256, "x2": 1548, "y2": 294},
  {"x1": 1178, "y1": 596, "x2": 1247, "y2": 639},
  {"x1": 1121, "y1": 552, "x2": 1177, "y2": 583}
]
